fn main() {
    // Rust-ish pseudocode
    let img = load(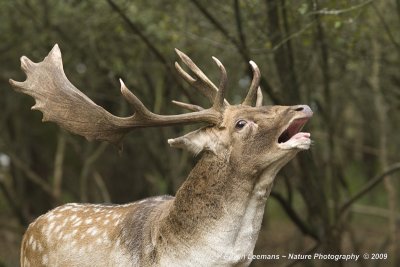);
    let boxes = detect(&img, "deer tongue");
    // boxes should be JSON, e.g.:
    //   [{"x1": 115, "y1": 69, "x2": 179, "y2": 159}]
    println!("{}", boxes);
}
[{"x1": 278, "y1": 118, "x2": 309, "y2": 143}]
